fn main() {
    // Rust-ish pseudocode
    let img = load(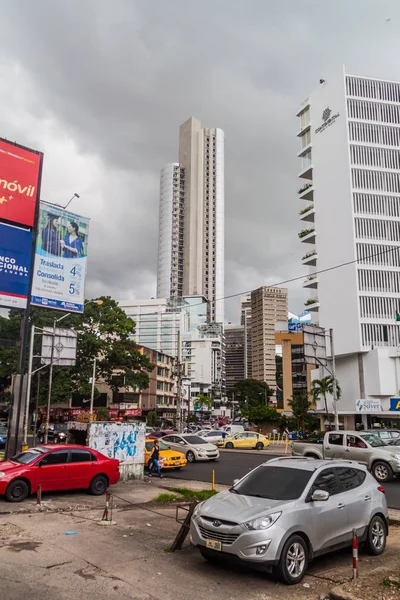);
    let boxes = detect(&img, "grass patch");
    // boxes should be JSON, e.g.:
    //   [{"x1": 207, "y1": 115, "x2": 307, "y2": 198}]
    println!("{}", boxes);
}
[
  {"x1": 168, "y1": 487, "x2": 218, "y2": 502},
  {"x1": 153, "y1": 492, "x2": 178, "y2": 503}
]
